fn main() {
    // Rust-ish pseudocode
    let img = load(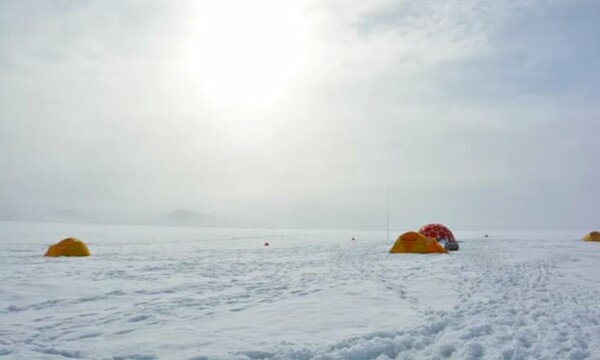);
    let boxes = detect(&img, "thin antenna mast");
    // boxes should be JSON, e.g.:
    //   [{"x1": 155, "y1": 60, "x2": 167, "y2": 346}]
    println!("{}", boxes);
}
[{"x1": 386, "y1": 185, "x2": 390, "y2": 243}]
